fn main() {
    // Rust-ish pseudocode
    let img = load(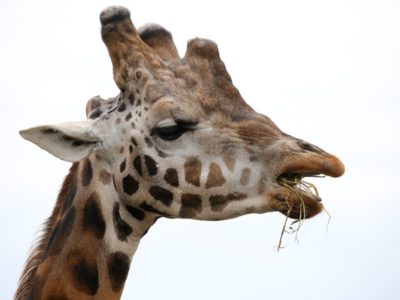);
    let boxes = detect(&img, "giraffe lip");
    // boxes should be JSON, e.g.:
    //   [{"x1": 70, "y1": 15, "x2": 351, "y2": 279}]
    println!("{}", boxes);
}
[
  {"x1": 273, "y1": 186, "x2": 323, "y2": 219},
  {"x1": 279, "y1": 153, "x2": 345, "y2": 179}
]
